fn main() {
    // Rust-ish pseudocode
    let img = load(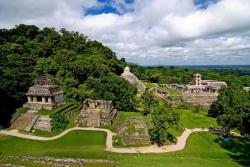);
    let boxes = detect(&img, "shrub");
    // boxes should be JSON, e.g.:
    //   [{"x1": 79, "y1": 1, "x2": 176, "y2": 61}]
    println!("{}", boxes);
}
[
  {"x1": 16, "y1": 107, "x2": 29, "y2": 114},
  {"x1": 51, "y1": 113, "x2": 69, "y2": 130}
]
